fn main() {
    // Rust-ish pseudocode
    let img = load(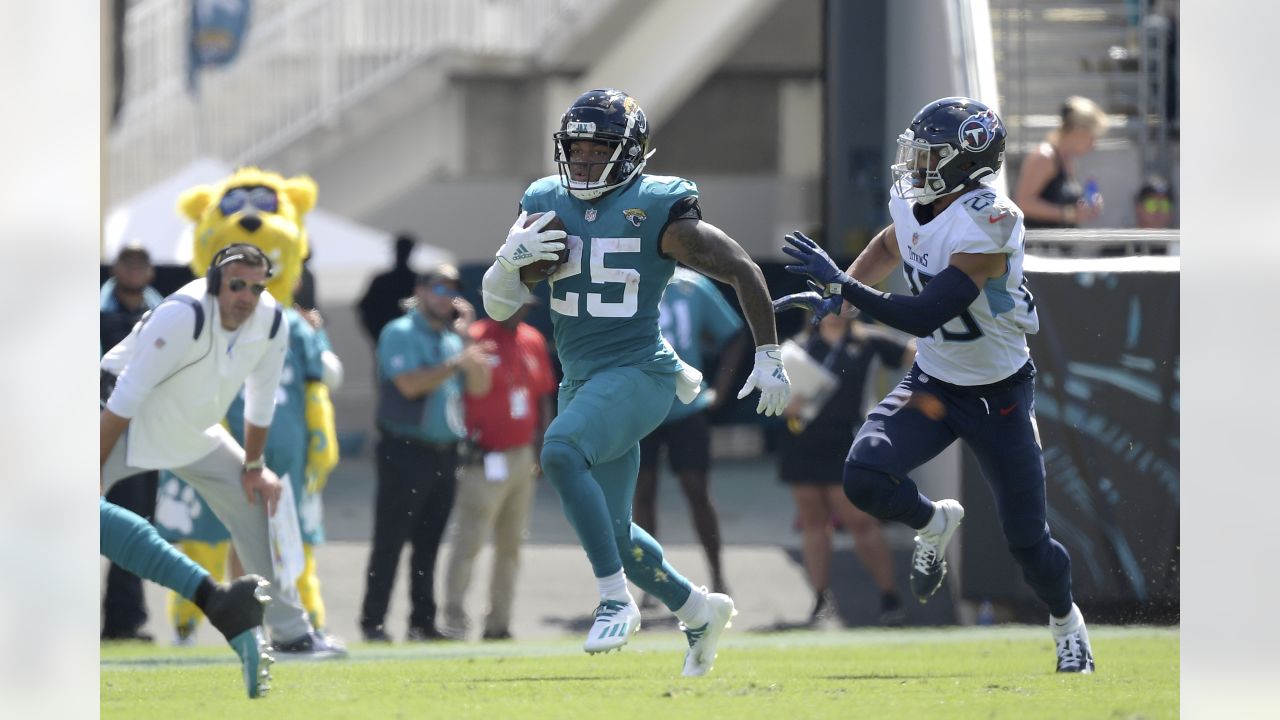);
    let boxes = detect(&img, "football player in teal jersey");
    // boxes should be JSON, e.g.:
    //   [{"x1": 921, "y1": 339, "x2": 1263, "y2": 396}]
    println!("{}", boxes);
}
[{"x1": 481, "y1": 89, "x2": 791, "y2": 676}]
